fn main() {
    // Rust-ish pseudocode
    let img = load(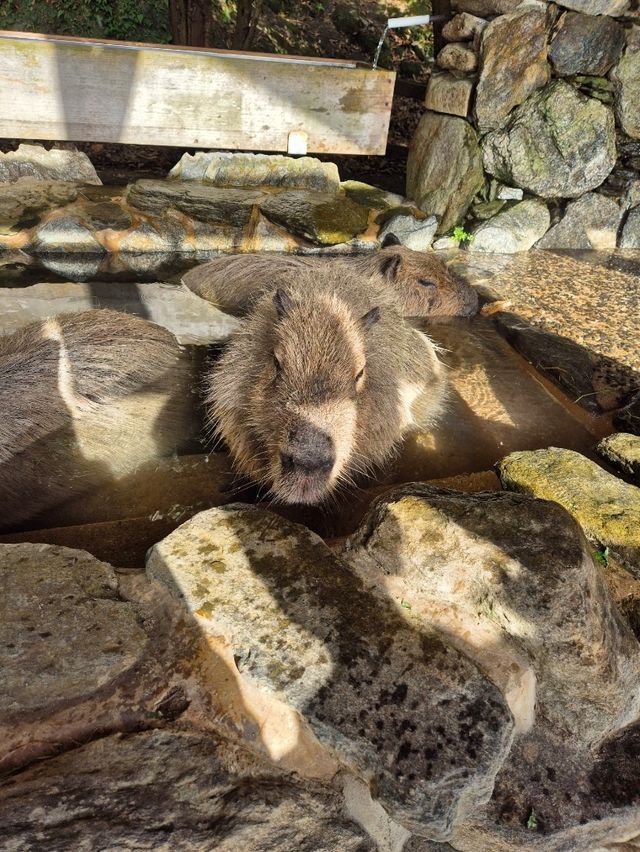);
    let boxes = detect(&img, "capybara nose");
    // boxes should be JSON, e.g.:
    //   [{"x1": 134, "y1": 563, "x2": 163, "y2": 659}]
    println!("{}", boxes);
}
[{"x1": 280, "y1": 448, "x2": 334, "y2": 475}]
